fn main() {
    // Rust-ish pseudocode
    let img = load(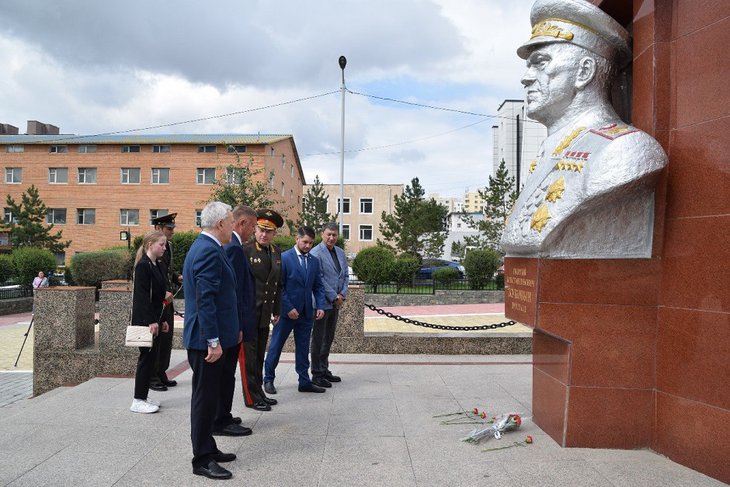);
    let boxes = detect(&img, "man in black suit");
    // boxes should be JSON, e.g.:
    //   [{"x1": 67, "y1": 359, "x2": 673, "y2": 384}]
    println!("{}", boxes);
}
[
  {"x1": 182, "y1": 201, "x2": 244, "y2": 480},
  {"x1": 150, "y1": 212, "x2": 182, "y2": 391}
]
